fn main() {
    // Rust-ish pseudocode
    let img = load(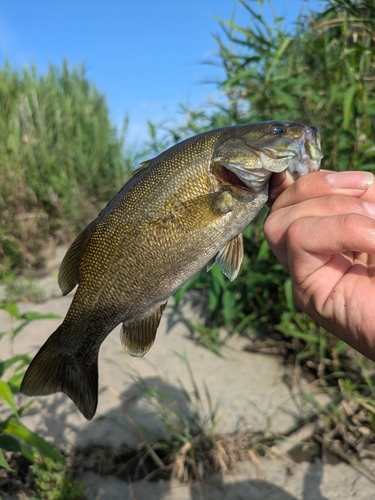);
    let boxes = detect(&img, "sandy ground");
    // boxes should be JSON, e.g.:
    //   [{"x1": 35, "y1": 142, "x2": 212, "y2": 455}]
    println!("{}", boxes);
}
[{"x1": 1, "y1": 248, "x2": 375, "y2": 499}]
